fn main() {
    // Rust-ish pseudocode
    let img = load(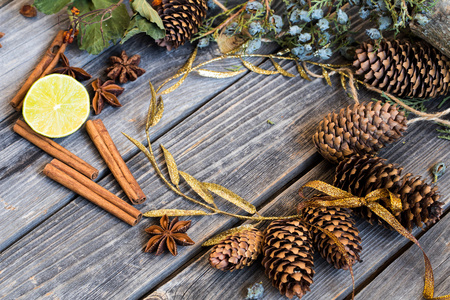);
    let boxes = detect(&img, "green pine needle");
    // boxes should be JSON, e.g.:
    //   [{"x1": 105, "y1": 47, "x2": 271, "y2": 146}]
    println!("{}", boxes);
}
[
  {"x1": 438, "y1": 135, "x2": 450, "y2": 141},
  {"x1": 438, "y1": 96, "x2": 450, "y2": 109}
]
